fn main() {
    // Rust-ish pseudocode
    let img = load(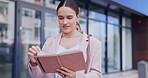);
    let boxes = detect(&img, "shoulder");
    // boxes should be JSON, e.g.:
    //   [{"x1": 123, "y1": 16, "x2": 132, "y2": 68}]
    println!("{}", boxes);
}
[
  {"x1": 45, "y1": 37, "x2": 54, "y2": 43},
  {"x1": 44, "y1": 34, "x2": 61, "y2": 44}
]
